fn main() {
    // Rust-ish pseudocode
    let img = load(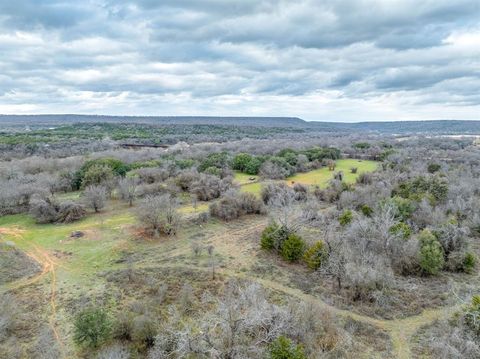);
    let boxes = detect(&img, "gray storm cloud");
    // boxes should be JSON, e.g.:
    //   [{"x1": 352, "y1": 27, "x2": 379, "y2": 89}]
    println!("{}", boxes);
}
[{"x1": 0, "y1": 0, "x2": 479, "y2": 120}]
